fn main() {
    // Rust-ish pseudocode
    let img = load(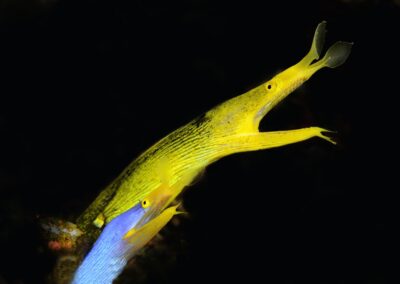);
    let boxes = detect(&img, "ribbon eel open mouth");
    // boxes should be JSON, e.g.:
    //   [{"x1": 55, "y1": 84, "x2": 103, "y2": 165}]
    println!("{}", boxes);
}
[{"x1": 209, "y1": 21, "x2": 352, "y2": 150}]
